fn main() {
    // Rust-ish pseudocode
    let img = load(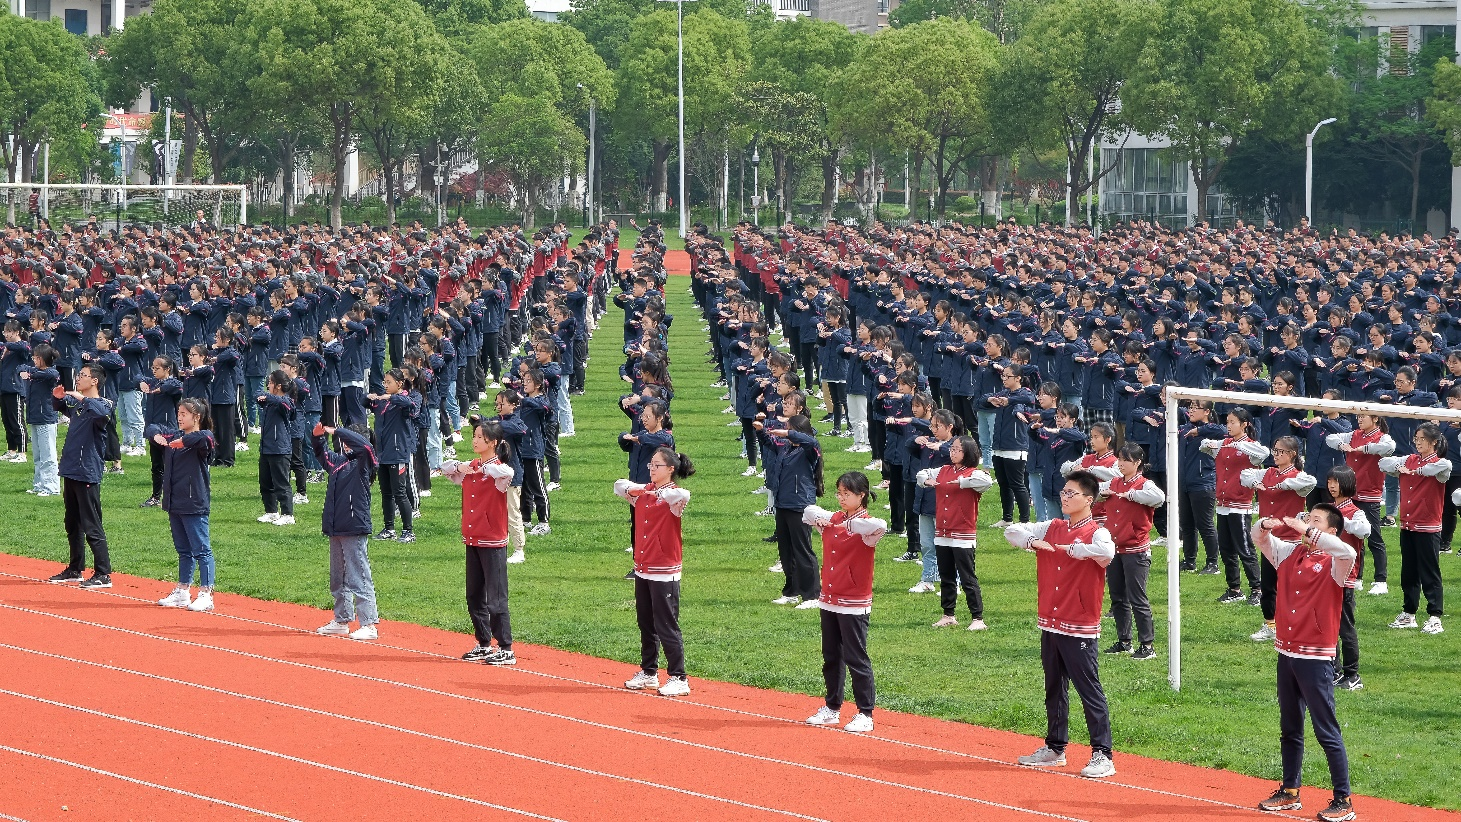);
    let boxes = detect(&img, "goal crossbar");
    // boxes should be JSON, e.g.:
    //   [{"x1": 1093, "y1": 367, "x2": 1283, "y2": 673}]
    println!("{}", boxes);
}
[
  {"x1": 1161, "y1": 387, "x2": 1461, "y2": 691},
  {"x1": 2, "y1": 183, "x2": 248, "y2": 226}
]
